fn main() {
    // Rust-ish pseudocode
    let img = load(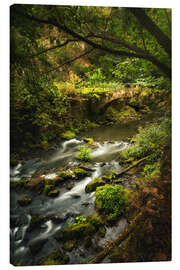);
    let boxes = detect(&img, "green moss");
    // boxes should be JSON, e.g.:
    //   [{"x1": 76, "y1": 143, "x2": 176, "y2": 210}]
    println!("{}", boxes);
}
[
  {"x1": 77, "y1": 146, "x2": 92, "y2": 162},
  {"x1": 28, "y1": 214, "x2": 45, "y2": 232},
  {"x1": 72, "y1": 167, "x2": 88, "y2": 178},
  {"x1": 10, "y1": 178, "x2": 30, "y2": 190},
  {"x1": 43, "y1": 184, "x2": 54, "y2": 195},
  {"x1": 44, "y1": 177, "x2": 58, "y2": 186},
  {"x1": 86, "y1": 215, "x2": 104, "y2": 228},
  {"x1": 55, "y1": 223, "x2": 96, "y2": 242},
  {"x1": 86, "y1": 215, "x2": 106, "y2": 237},
  {"x1": 17, "y1": 197, "x2": 32, "y2": 206},
  {"x1": 48, "y1": 189, "x2": 60, "y2": 197},
  {"x1": 120, "y1": 105, "x2": 137, "y2": 119},
  {"x1": 95, "y1": 184, "x2": 133, "y2": 222},
  {"x1": 98, "y1": 226, "x2": 106, "y2": 237},
  {"x1": 41, "y1": 248, "x2": 69, "y2": 265},
  {"x1": 61, "y1": 130, "x2": 76, "y2": 140},
  {"x1": 63, "y1": 240, "x2": 76, "y2": 251},
  {"x1": 65, "y1": 181, "x2": 75, "y2": 190},
  {"x1": 85, "y1": 178, "x2": 105, "y2": 193},
  {"x1": 84, "y1": 137, "x2": 94, "y2": 145},
  {"x1": 43, "y1": 259, "x2": 59, "y2": 265},
  {"x1": 58, "y1": 170, "x2": 73, "y2": 181},
  {"x1": 105, "y1": 106, "x2": 119, "y2": 121},
  {"x1": 120, "y1": 119, "x2": 171, "y2": 161}
]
